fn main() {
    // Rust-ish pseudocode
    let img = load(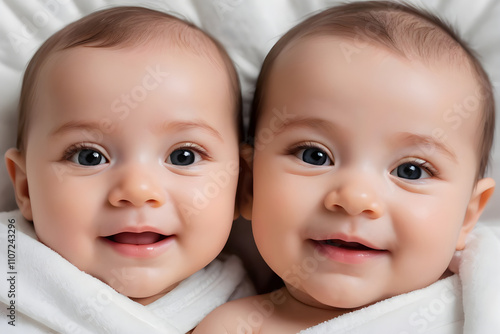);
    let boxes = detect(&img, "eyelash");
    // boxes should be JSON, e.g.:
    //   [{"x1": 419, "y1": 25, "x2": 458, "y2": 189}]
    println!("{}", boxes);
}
[
  {"x1": 172, "y1": 142, "x2": 211, "y2": 161},
  {"x1": 62, "y1": 142, "x2": 211, "y2": 162},
  {"x1": 285, "y1": 143, "x2": 438, "y2": 176},
  {"x1": 286, "y1": 141, "x2": 320, "y2": 153},
  {"x1": 286, "y1": 142, "x2": 334, "y2": 161},
  {"x1": 62, "y1": 143, "x2": 105, "y2": 162},
  {"x1": 398, "y1": 157, "x2": 439, "y2": 177}
]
